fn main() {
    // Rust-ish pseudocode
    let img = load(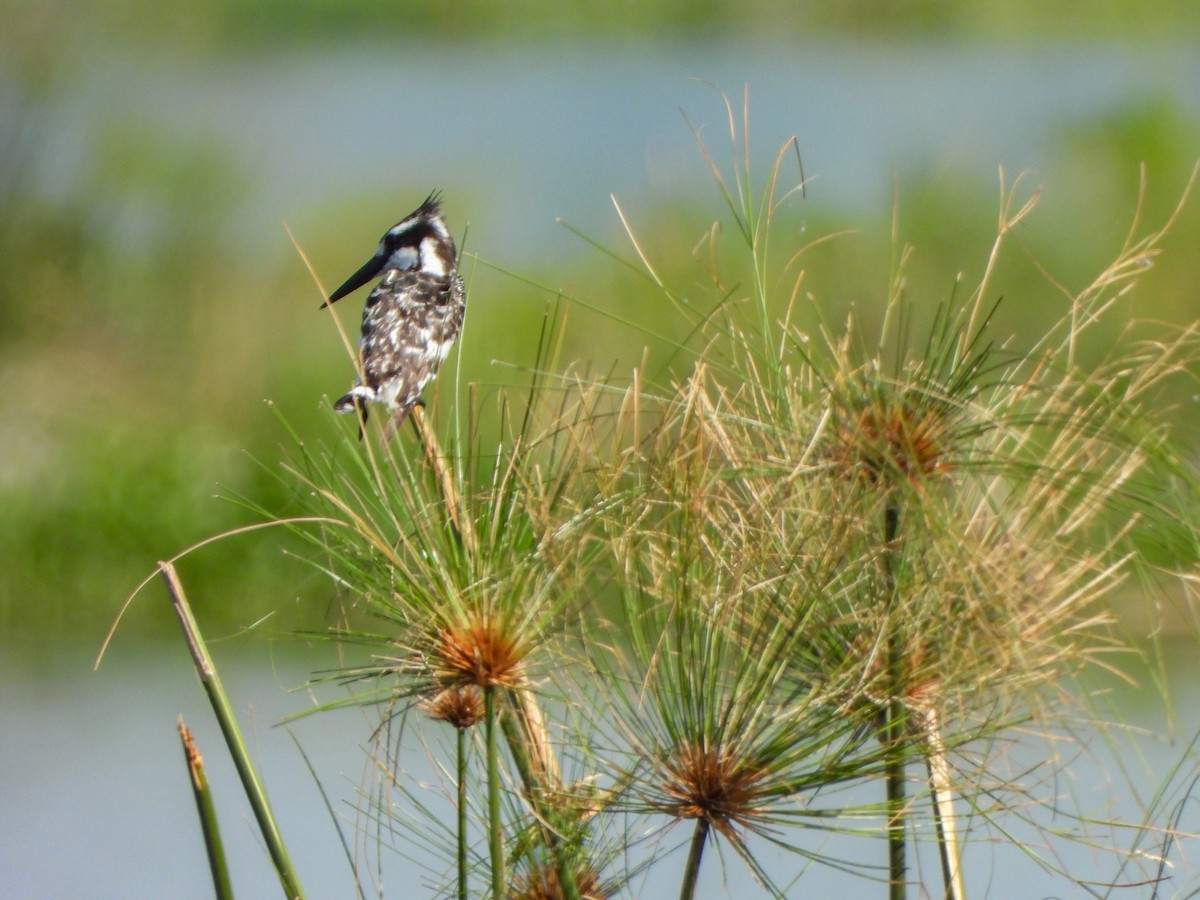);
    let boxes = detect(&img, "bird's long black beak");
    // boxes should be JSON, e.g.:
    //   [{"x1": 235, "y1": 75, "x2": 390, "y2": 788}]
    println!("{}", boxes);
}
[{"x1": 321, "y1": 252, "x2": 385, "y2": 308}]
